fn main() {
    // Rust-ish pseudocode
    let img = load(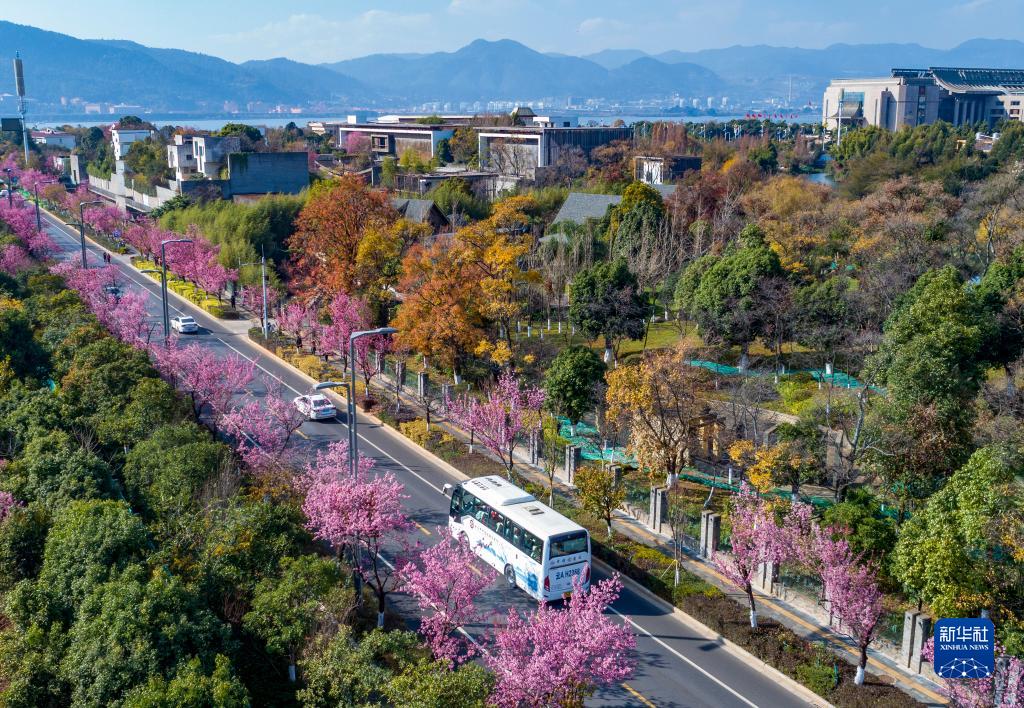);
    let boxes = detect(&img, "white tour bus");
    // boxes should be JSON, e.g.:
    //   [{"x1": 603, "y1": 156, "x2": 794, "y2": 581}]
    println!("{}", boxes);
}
[{"x1": 443, "y1": 475, "x2": 591, "y2": 602}]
